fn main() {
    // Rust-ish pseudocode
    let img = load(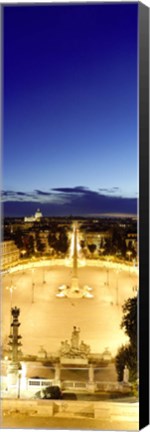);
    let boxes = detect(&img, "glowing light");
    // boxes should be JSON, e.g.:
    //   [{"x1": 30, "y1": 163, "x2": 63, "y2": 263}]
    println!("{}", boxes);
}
[
  {"x1": 56, "y1": 291, "x2": 66, "y2": 297},
  {"x1": 6, "y1": 283, "x2": 16, "y2": 308},
  {"x1": 84, "y1": 285, "x2": 92, "y2": 291},
  {"x1": 58, "y1": 284, "x2": 66, "y2": 290},
  {"x1": 83, "y1": 292, "x2": 94, "y2": 298}
]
